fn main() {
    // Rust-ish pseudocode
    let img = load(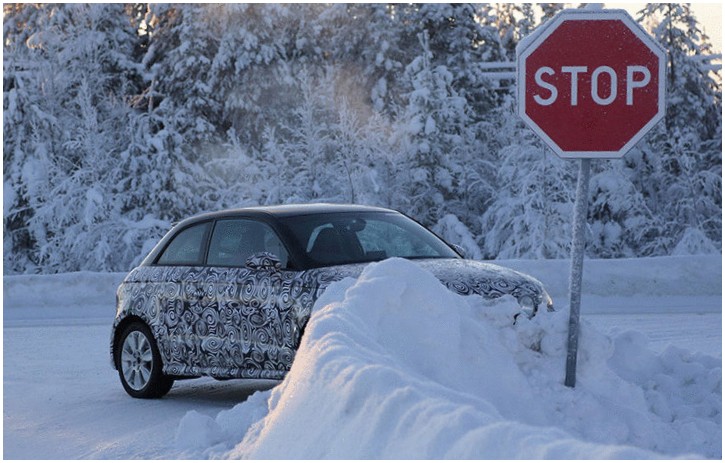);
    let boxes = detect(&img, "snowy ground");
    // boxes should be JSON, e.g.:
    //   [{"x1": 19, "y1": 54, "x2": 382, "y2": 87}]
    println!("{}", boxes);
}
[{"x1": 3, "y1": 255, "x2": 721, "y2": 459}]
